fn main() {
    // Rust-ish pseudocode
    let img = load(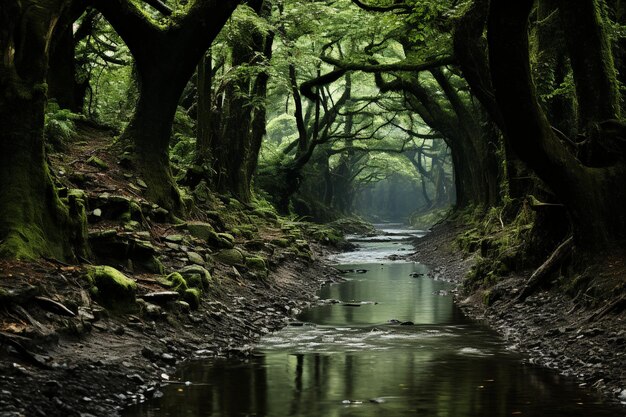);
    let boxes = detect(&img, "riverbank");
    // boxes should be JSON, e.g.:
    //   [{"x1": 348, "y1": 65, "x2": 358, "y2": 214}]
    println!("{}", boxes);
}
[
  {"x1": 410, "y1": 221, "x2": 626, "y2": 407},
  {"x1": 0, "y1": 248, "x2": 341, "y2": 417},
  {"x1": 0, "y1": 124, "x2": 353, "y2": 417}
]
